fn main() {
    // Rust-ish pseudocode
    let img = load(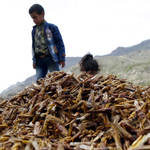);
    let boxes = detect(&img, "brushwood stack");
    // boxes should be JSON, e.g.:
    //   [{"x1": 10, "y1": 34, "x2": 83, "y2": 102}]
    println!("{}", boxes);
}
[{"x1": 0, "y1": 71, "x2": 150, "y2": 149}]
